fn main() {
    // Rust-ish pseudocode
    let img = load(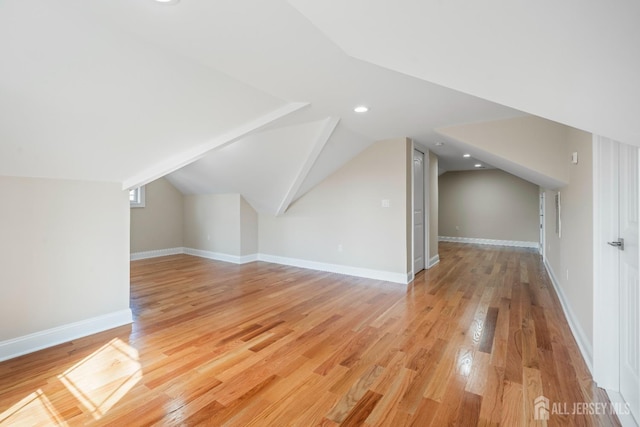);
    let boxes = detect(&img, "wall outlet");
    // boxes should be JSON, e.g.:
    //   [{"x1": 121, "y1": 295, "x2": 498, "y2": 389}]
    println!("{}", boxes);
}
[
  {"x1": 381, "y1": 199, "x2": 390, "y2": 208},
  {"x1": 338, "y1": 244, "x2": 343, "y2": 252},
  {"x1": 455, "y1": 225, "x2": 460, "y2": 231},
  {"x1": 566, "y1": 269, "x2": 569, "y2": 280},
  {"x1": 207, "y1": 234, "x2": 210, "y2": 241}
]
